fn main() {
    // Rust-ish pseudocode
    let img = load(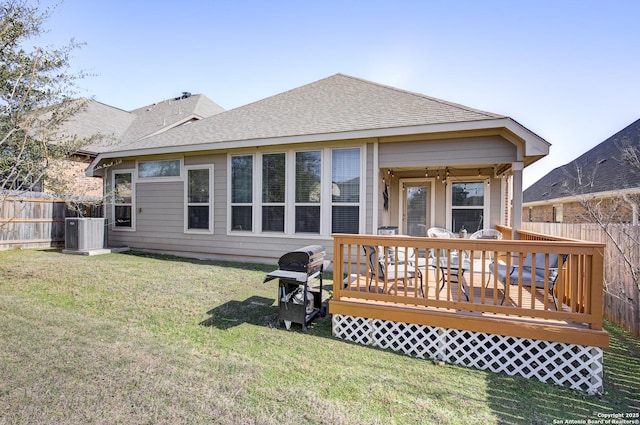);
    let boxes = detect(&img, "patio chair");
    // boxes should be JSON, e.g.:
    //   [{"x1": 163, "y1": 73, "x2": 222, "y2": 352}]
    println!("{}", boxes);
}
[
  {"x1": 427, "y1": 227, "x2": 457, "y2": 239},
  {"x1": 469, "y1": 229, "x2": 503, "y2": 241},
  {"x1": 363, "y1": 245, "x2": 423, "y2": 296},
  {"x1": 427, "y1": 227, "x2": 458, "y2": 262},
  {"x1": 427, "y1": 227, "x2": 470, "y2": 296},
  {"x1": 469, "y1": 228, "x2": 503, "y2": 262},
  {"x1": 488, "y1": 253, "x2": 567, "y2": 309}
]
